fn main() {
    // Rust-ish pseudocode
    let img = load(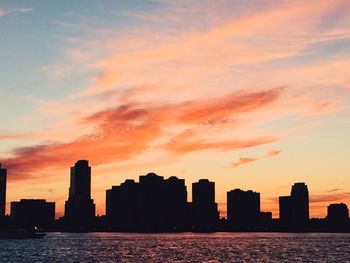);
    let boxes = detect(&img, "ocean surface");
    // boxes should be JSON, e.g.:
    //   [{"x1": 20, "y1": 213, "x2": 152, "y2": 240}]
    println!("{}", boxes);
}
[{"x1": 0, "y1": 232, "x2": 349, "y2": 262}]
